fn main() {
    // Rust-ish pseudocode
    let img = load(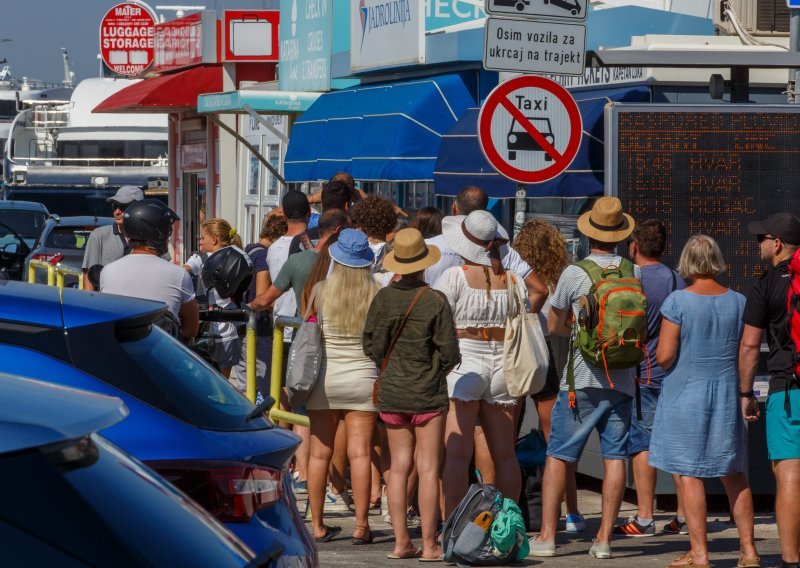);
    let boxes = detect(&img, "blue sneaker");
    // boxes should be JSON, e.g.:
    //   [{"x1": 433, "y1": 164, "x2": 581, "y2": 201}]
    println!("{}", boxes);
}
[
  {"x1": 565, "y1": 513, "x2": 586, "y2": 533},
  {"x1": 291, "y1": 476, "x2": 308, "y2": 495}
]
